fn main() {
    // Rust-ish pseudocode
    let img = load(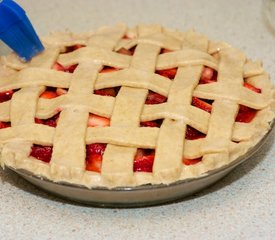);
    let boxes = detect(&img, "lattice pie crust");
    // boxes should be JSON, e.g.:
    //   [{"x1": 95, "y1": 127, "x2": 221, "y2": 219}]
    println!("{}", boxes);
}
[{"x1": 0, "y1": 24, "x2": 274, "y2": 188}]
